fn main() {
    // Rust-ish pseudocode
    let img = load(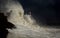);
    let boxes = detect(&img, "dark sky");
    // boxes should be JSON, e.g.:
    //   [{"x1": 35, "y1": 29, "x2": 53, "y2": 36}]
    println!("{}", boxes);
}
[{"x1": 18, "y1": 0, "x2": 60, "y2": 26}]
